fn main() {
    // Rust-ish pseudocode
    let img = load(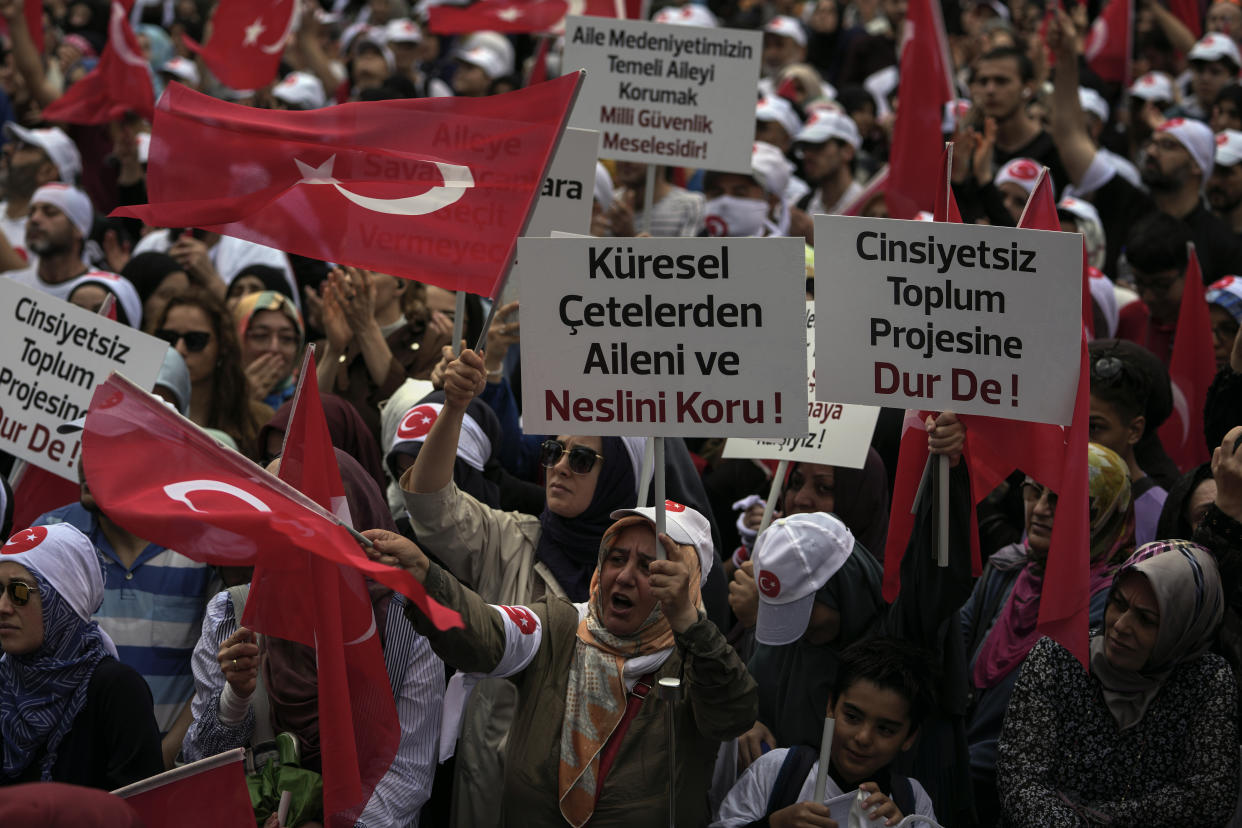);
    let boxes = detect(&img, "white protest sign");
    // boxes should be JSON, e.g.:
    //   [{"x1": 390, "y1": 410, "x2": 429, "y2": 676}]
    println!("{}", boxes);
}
[
  {"x1": 723, "y1": 301, "x2": 881, "y2": 468},
  {"x1": 562, "y1": 16, "x2": 761, "y2": 172},
  {"x1": 814, "y1": 215, "x2": 1082, "y2": 425},
  {"x1": 0, "y1": 280, "x2": 168, "y2": 479},
  {"x1": 519, "y1": 236, "x2": 806, "y2": 437}
]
